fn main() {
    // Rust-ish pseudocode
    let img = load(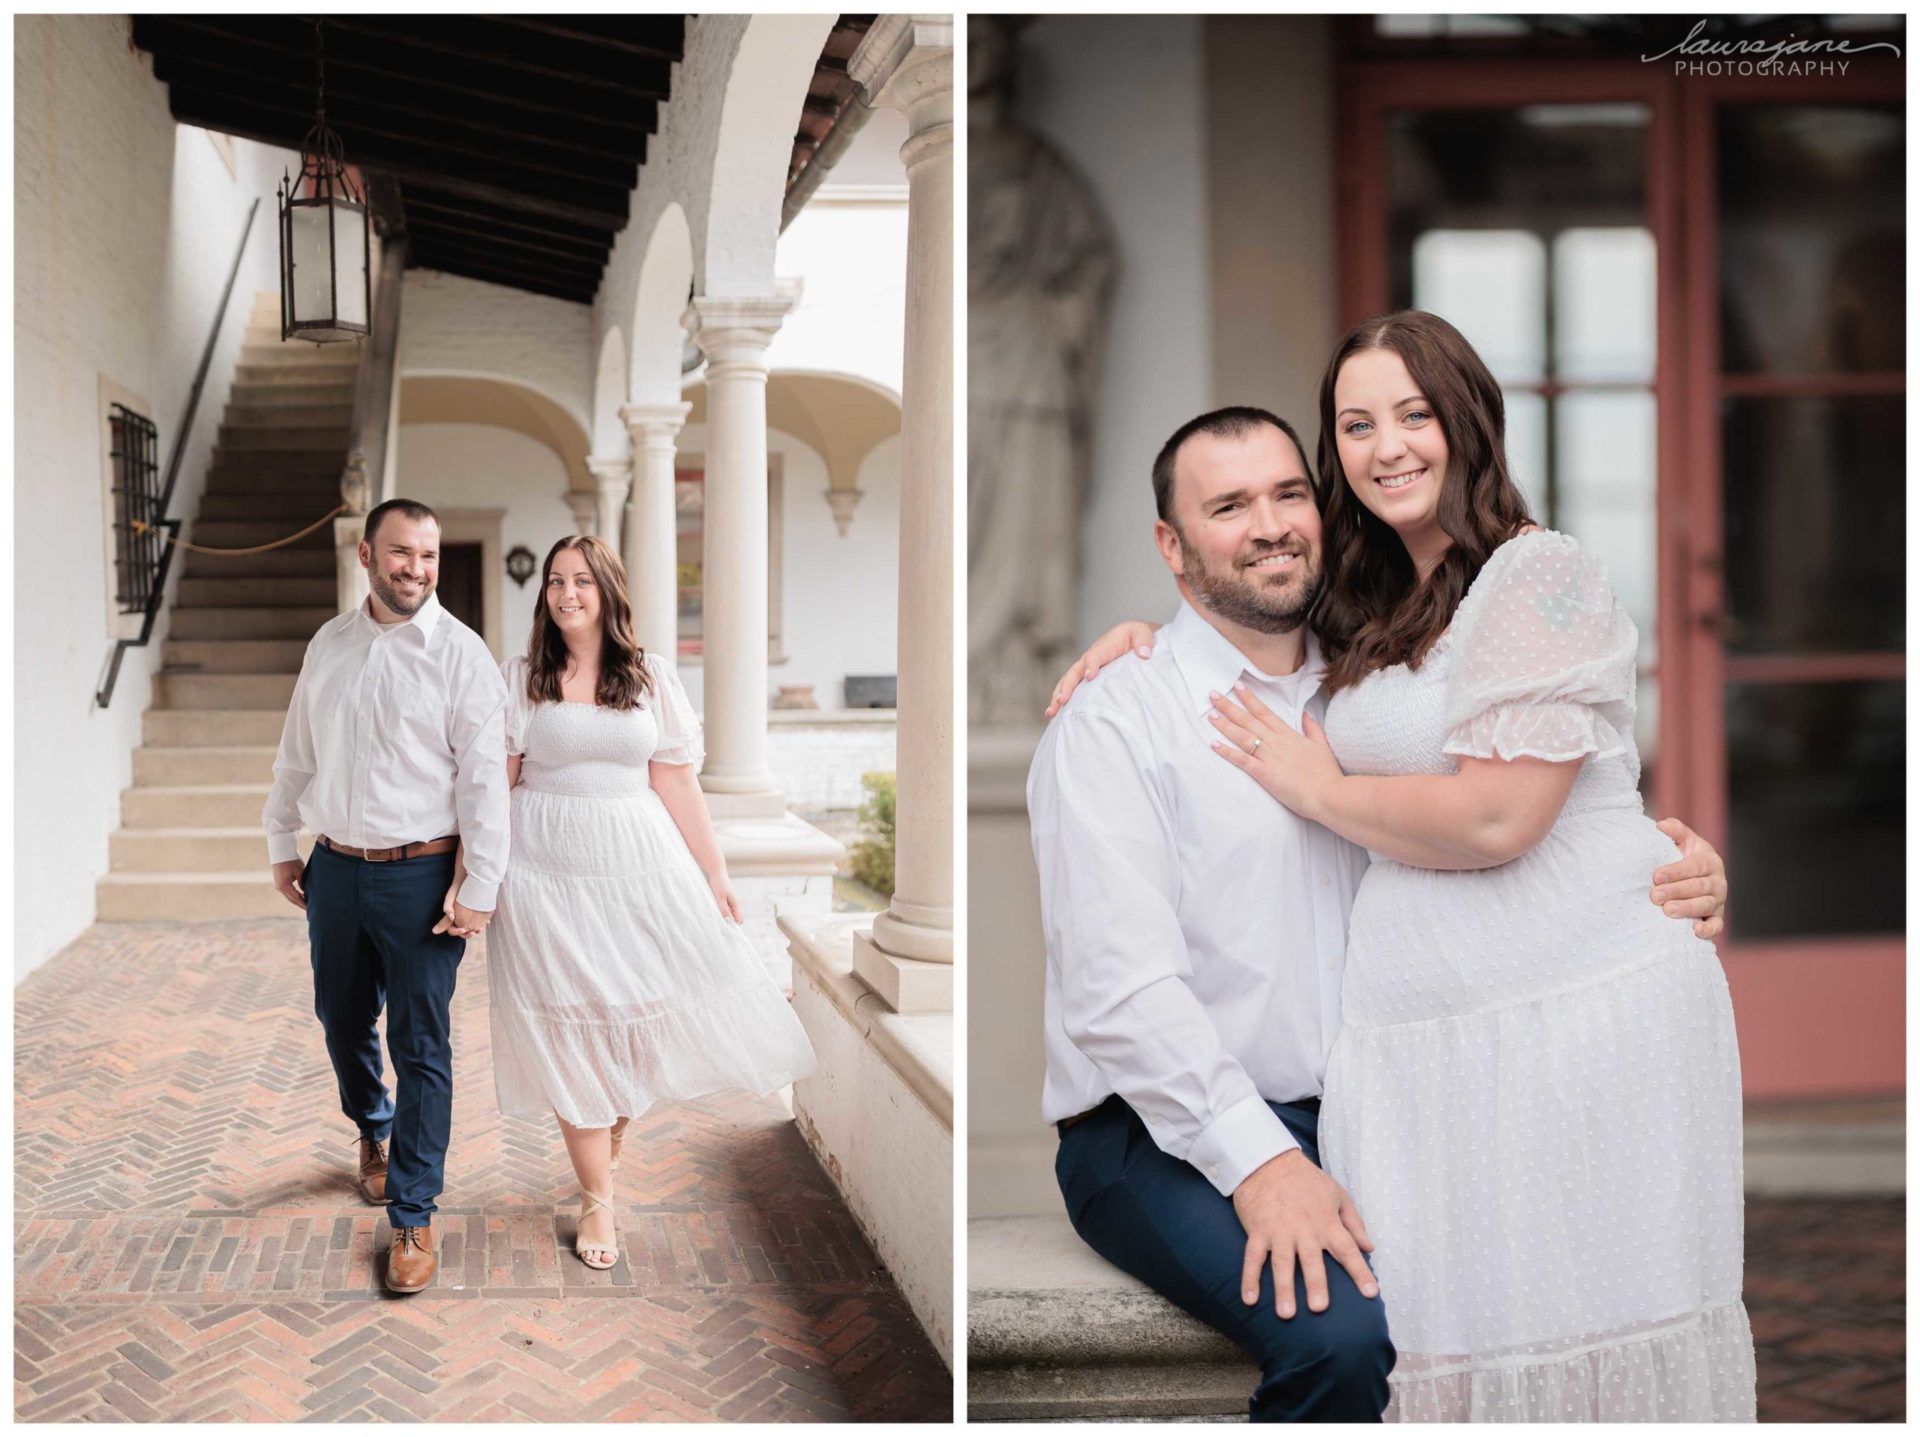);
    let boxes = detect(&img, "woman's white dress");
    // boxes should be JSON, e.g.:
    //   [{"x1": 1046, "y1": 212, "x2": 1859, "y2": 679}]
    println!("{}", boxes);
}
[
  {"x1": 1318, "y1": 531, "x2": 1756, "y2": 1423},
  {"x1": 486, "y1": 653, "x2": 816, "y2": 1127}
]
